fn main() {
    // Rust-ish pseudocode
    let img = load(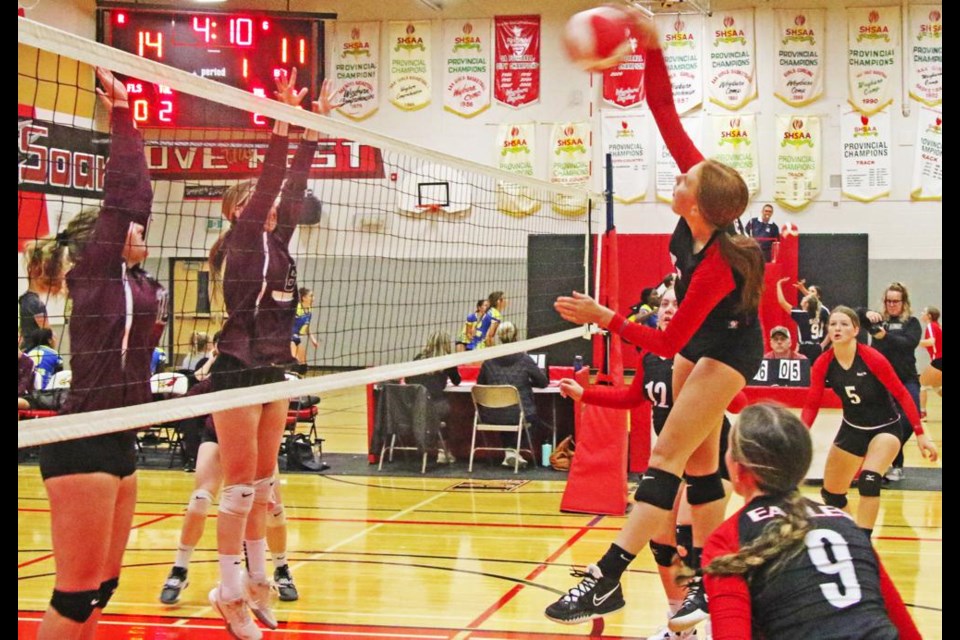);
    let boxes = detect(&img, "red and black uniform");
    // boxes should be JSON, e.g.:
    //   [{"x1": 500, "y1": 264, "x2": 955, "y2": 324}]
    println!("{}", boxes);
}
[
  {"x1": 40, "y1": 107, "x2": 167, "y2": 479},
  {"x1": 802, "y1": 344, "x2": 924, "y2": 457},
  {"x1": 212, "y1": 132, "x2": 317, "y2": 391},
  {"x1": 704, "y1": 494, "x2": 921, "y2": 640},
  {"x1": 926, "y1": 320, "x2": 942, "y2": 371},
  {"x1": 607, "y1": 48, "x2": 762, "y2": 381},
  {"x1": 581, "y1": 351, "x2": 731, "y2": 479}
]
